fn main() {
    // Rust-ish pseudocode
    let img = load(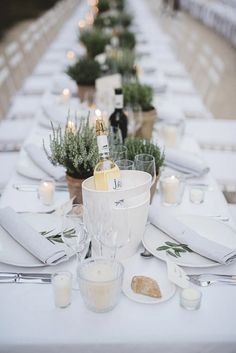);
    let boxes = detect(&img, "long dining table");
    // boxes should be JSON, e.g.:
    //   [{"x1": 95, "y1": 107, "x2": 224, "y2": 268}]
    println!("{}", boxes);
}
[{"x1": 1, "y1": 0, "x2": 236, "y2": 352}]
